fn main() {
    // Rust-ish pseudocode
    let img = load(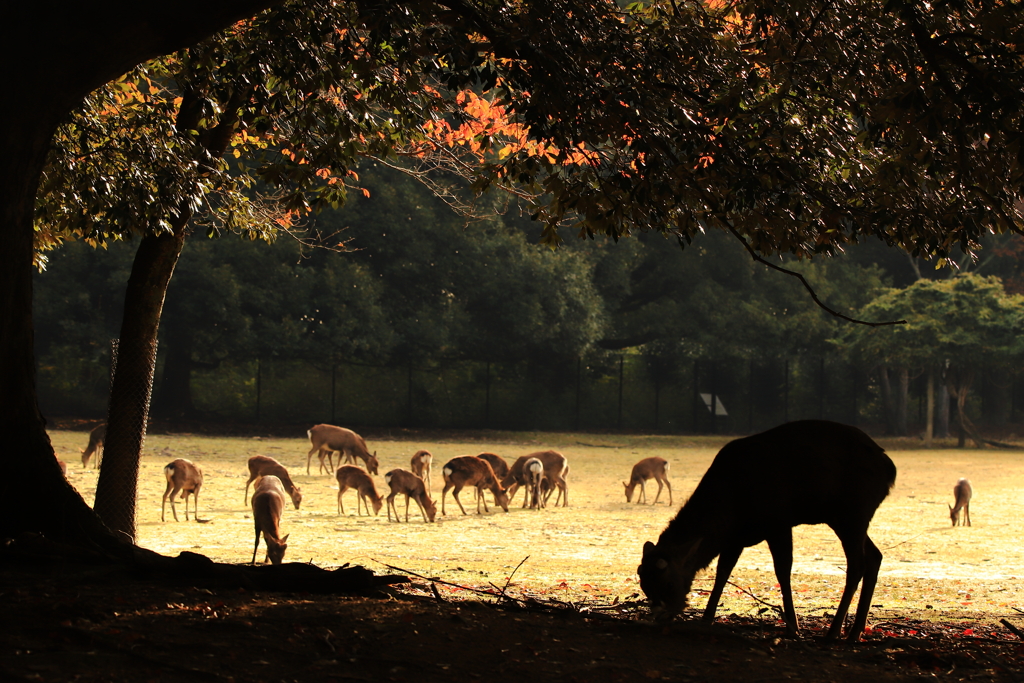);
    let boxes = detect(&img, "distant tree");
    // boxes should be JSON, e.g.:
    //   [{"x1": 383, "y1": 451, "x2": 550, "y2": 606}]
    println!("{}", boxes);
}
[{"x1": 842, "y1": 274, "x2": 1024, "y2": 446}]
